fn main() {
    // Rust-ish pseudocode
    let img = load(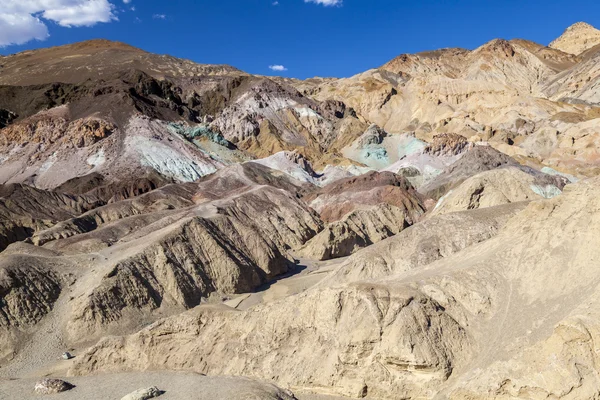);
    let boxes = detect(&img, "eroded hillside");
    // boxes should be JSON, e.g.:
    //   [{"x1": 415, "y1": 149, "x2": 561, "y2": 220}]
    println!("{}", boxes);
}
[{"x1": 2, "y1": 21, "x2": 600, "y2": 400}]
